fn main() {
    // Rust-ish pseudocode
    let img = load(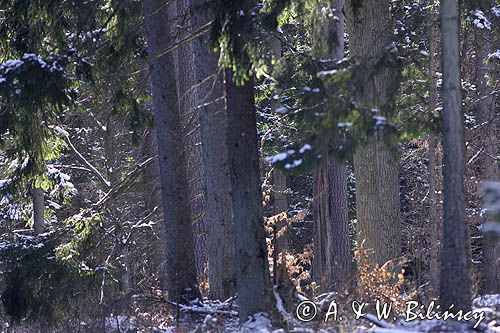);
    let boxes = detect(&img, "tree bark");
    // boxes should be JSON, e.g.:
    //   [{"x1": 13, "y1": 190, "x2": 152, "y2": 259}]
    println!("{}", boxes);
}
[
  {"x1": 174, "y1": 0, "x2": 209, "y2": 292},
  {"x1": 143, "y1": 0, "x2": 199, "y2": 302},
  {"x1": 142, "y1": 114, "x2": 169, "y2": 290},
  {"x1": 191, "y1": 0, "x2": 236, "y2": 300},
  {"x1": 427, "y1": 3, "x2": 441, "y2": 298},
  {"x1": 226, "y1": 68, "x2": 272, "y2": 321},
  {"x1": 32, "y1": 186, "x2": 44, "y2": 236},
  {"x1": 224, "y1": 1, "x2": 272, "y2": 321},
  {"x1": 439, "y1": 0, "x2": 471, "y2": 311},
  {"x1": 313, "y1": 160, "x2": 351, "y2": 291},
  {"x1": 345, "y1": 0, "x2": 402, "y2": 266}
]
